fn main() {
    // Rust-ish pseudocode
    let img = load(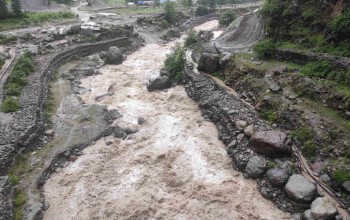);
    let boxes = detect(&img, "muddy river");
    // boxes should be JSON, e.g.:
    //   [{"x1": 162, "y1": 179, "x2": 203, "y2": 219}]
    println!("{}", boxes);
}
[{"x1": 42, "y1": 21, "x2": 290, "y2": 220}]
